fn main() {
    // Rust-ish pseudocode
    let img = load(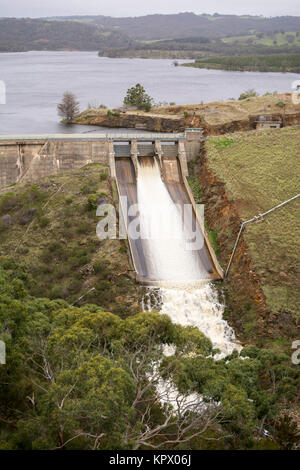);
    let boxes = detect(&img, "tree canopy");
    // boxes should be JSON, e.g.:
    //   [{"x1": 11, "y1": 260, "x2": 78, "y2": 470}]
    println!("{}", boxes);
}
[
  {"x1": 57, "y1": 91, "x2": 80, "y2": 122},
  {"x1": 0, "y1": 259, "x2": 299, "y2": 450},
  {"x1": 123, "y1": 84, "x2": 153, "y2": 112}
]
